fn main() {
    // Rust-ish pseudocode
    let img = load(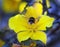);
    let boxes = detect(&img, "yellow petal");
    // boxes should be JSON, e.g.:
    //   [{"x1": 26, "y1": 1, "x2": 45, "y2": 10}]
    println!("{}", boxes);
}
[
  {"x1": 25, "y1": 6, "x2": 38, "y2": 18},
  {"x1": 17, "y1": 31, "x2": 32, "y2": 42},
  {"x1": 9, "y1": 14, "x2": 28, "y2": 33},
  {"x1": 30, "y1": 31, "x2": 47, "y2": 44},
  {"x1": 19, "y1": 2, "x2": 27, "y2": 13},
  {"x1": 0, "y1": 40, "x2": 5, "y2": 47},
  {"x1": 33, "y1": 3, "x2": 43, "y2": 16},
  {"x1": 35, "y1": 0, "x2": 42, "y2": 3},
  {"x1": 37, "y1": 16, "x2": 55, "y2": 30},
  {"x1": 46, "y1": 0, "x2": 50, "y2": 8},
  {"x1": 25, "y1": 6, "x2": 42, "y2": 19}
]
